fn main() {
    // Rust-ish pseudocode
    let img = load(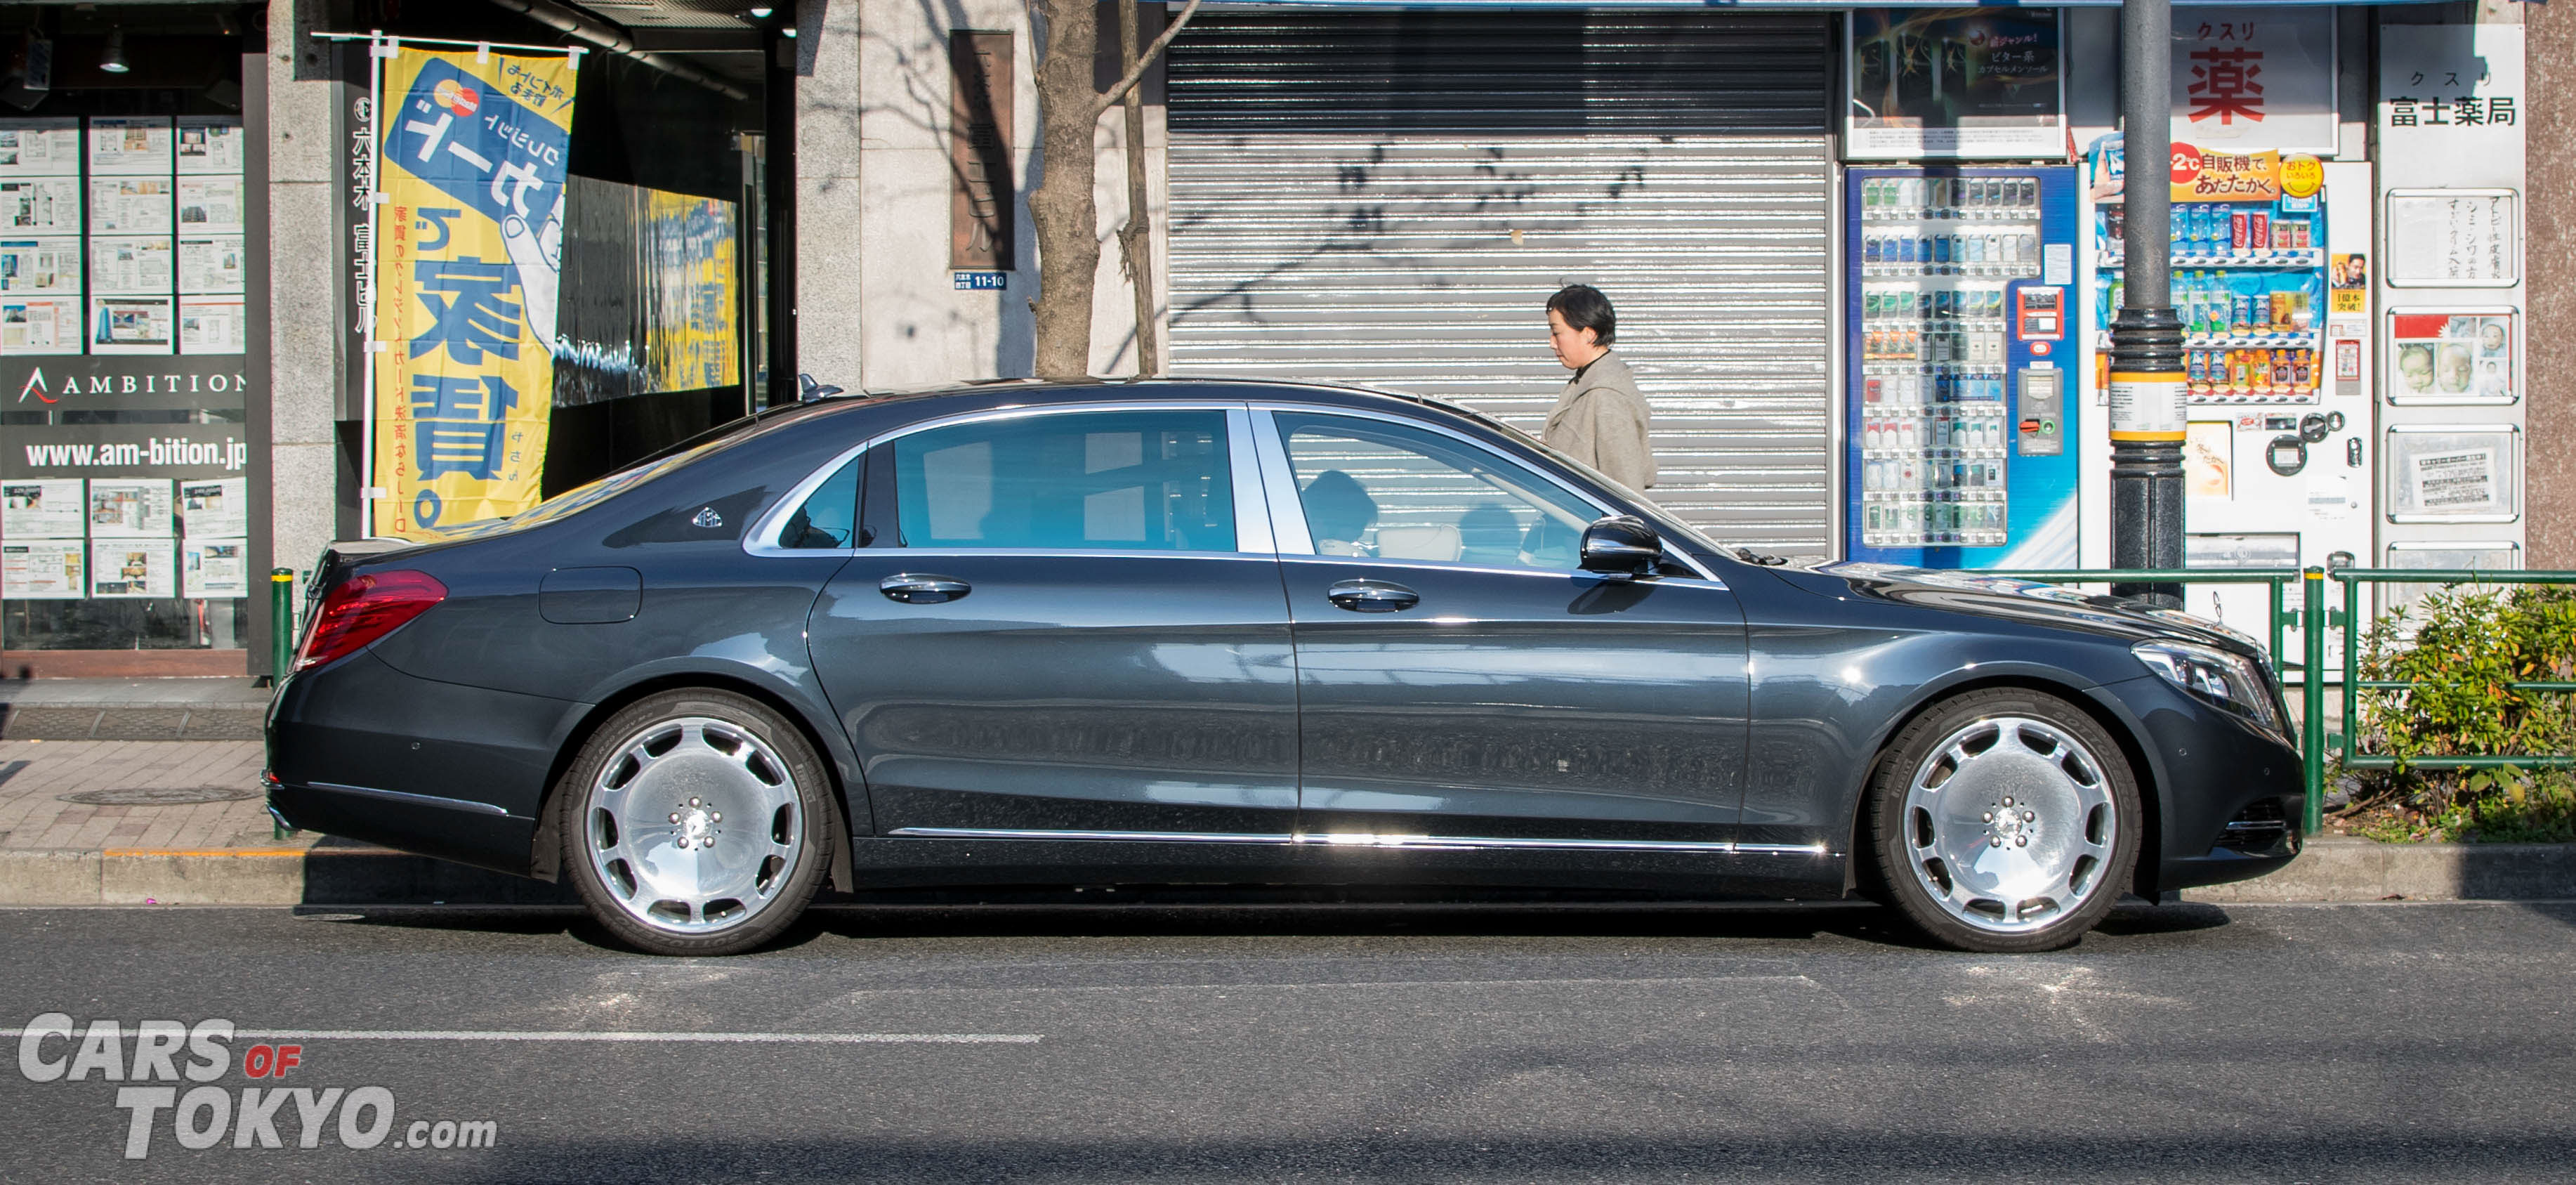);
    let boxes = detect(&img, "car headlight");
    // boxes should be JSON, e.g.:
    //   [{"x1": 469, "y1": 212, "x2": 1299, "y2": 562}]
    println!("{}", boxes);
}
[{"x1": 2133, "y1": 640, "x2": 2285, "y2": 735}]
